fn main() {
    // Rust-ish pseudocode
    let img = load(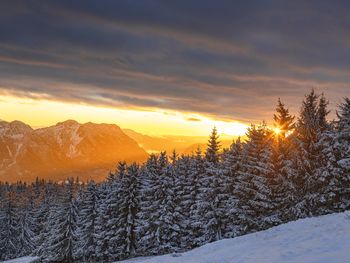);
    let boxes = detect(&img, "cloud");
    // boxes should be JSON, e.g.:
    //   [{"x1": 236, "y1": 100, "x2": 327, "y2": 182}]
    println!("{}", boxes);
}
[
  {"x1": 186, "y1": 117, "x2": 202, "y2": 122},
  {"x1": 0, "y1": 0, "x2": 349, "y2": 123}
]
